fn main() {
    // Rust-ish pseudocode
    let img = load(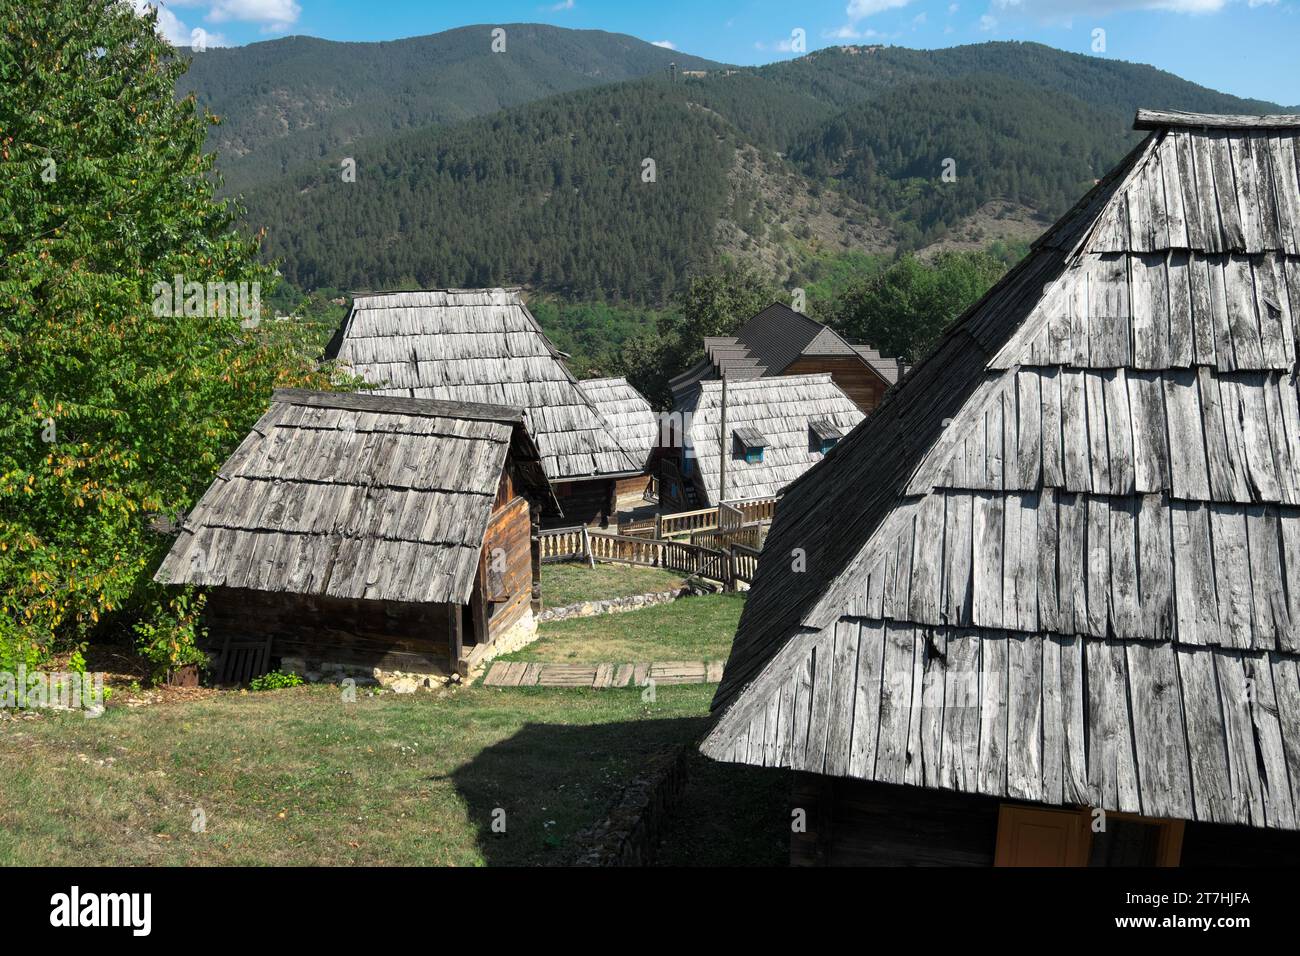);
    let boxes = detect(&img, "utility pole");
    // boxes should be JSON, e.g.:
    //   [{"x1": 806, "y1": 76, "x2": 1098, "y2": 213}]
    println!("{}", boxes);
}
[{"x1": 718, "y1": 372, "x2": 728, "y2": 505}]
